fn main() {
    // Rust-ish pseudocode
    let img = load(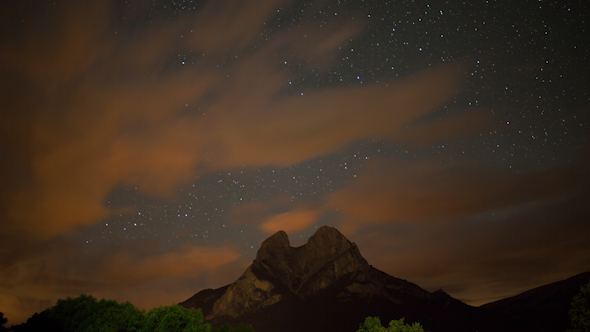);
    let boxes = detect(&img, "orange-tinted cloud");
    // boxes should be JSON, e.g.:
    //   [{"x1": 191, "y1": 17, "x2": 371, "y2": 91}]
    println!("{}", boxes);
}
[
  {"x1": 228, "y1": 196, "x2": 319, "y2": 234},
  {"x1": 260, "y1": 207, "x2": 320, "y2": 234},
  {"x1": 96, "y1": 244, "x2": 241, "y2": 284},
  {"x1": 321, "y1": 155, "x2": 583, "y2": 234},
  {"x1": 229, "y1": 201, "x2": 274, "y2": 226},
  {"x1": 207, "y1": 63, "x2": 464, "y2": 169},
  {"x1": 350, "y1": 186, "x2": 590, "y2": 306},
  {"x1": 1, "y1": 0, "x2": 464, "y2": 240},
  {"x1": 0, "y1": 239, "x2": 242, "y2": 325}
]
